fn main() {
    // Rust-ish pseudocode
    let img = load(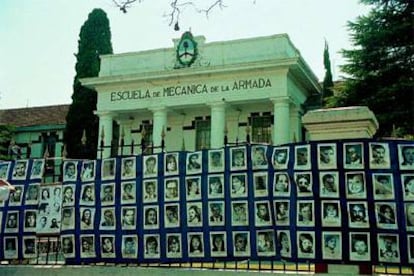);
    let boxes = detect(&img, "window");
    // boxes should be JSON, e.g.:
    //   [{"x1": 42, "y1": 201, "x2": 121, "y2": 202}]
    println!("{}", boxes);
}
[
  {"x1": 251, "y1": 115, "x2": 272, "y2": 143},
  {"x1": 195, "y1": 119, "x2": 211, "y2": 150}
]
